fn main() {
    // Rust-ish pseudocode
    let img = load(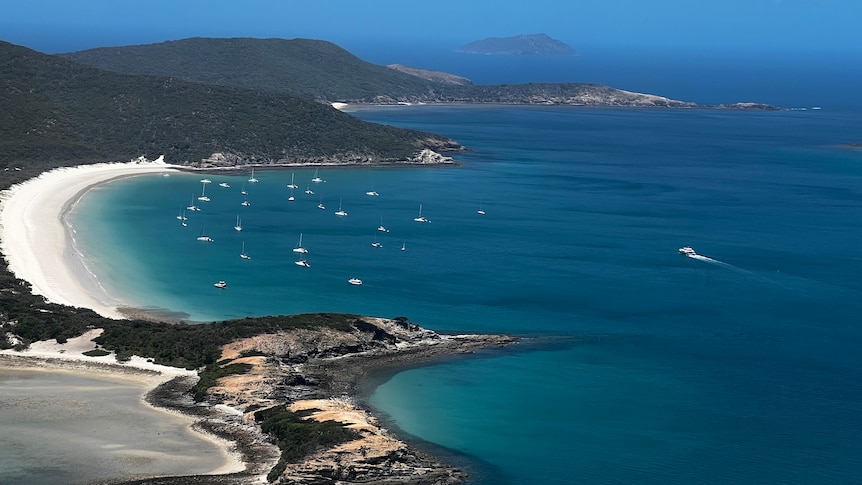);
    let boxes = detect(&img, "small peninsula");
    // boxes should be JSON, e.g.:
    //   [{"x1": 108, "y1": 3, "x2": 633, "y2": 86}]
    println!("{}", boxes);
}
[{"x1": 457, "y1": 33, "x2": 576, "y2": 56}]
